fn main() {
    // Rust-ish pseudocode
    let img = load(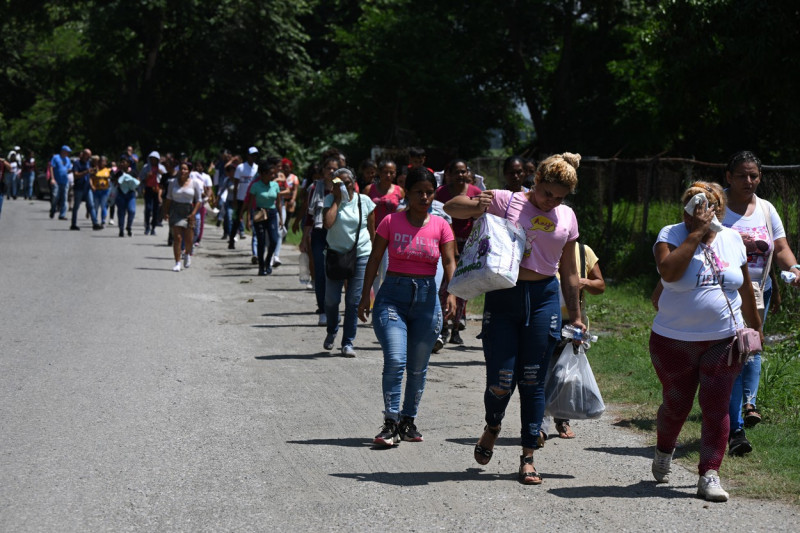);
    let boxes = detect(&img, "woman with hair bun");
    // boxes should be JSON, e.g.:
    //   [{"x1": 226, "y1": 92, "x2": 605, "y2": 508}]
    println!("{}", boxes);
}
[
  {"x1": 649, "y1": 180, "x2": 761, "y2": 502},
  {"x1": 444, "y1": 152, "x2": 584, "y2": 485}
]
